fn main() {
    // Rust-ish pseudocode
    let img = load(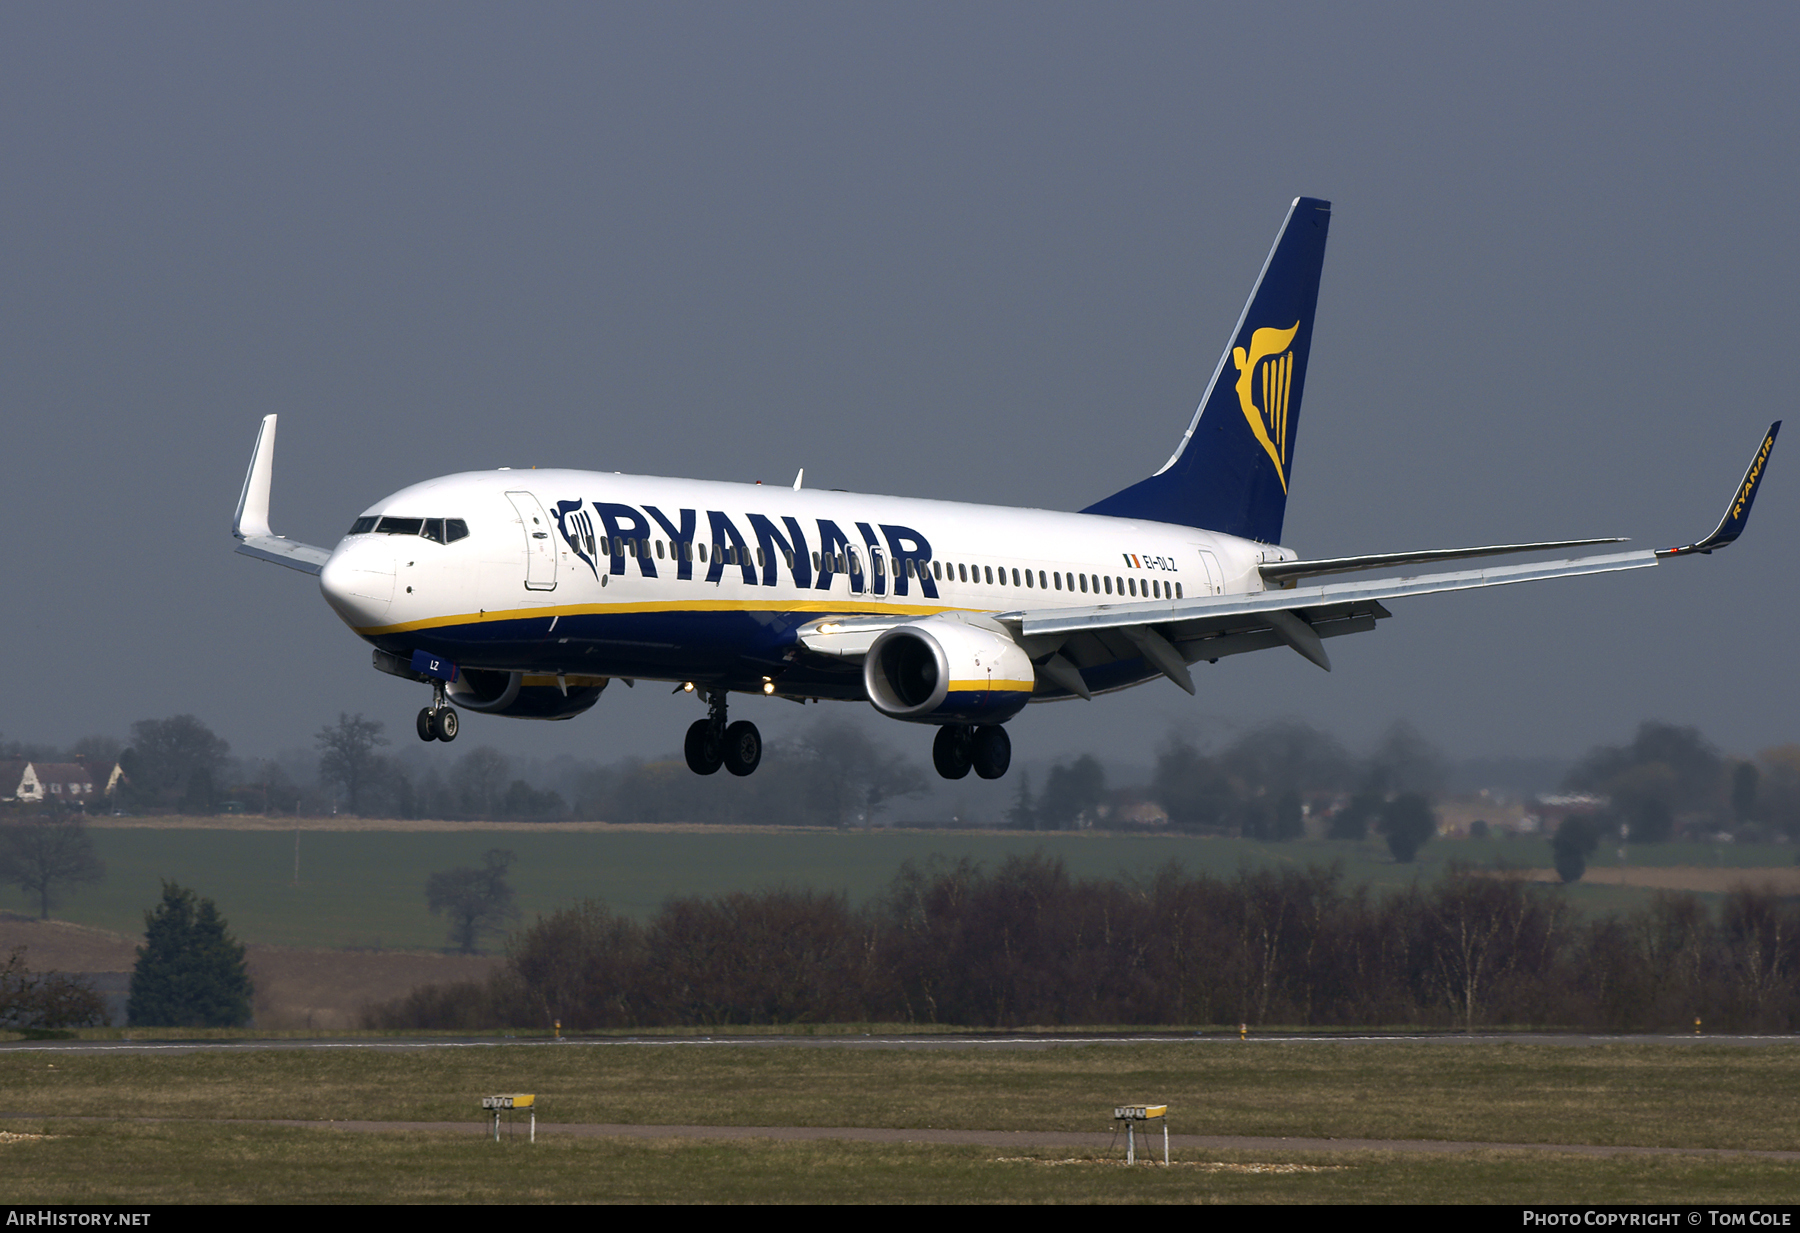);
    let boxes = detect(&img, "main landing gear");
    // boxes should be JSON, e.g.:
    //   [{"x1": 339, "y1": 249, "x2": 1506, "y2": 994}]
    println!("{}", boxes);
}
[
  {"x1": 416, "y1": 679, "x2": 460, "y2": 742},
  {"x1": 932, "y1": 724, "x2": 1010, "y2": 780},
  {"x1": 684, "y1": 689, "x2": 761, "y2": 777}
]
